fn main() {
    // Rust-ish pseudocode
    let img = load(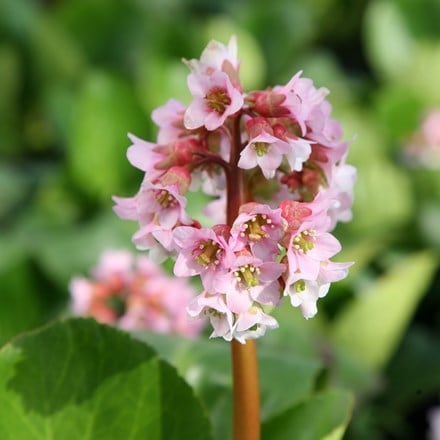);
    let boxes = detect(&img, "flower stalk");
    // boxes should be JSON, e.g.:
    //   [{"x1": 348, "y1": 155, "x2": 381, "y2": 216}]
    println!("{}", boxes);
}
[
  {"x1": 227, "y1": 115, "x2": 260, "y2": 439},
  {"x1": 231, "y1": 339, "x2": 260, "y2": 440}
]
